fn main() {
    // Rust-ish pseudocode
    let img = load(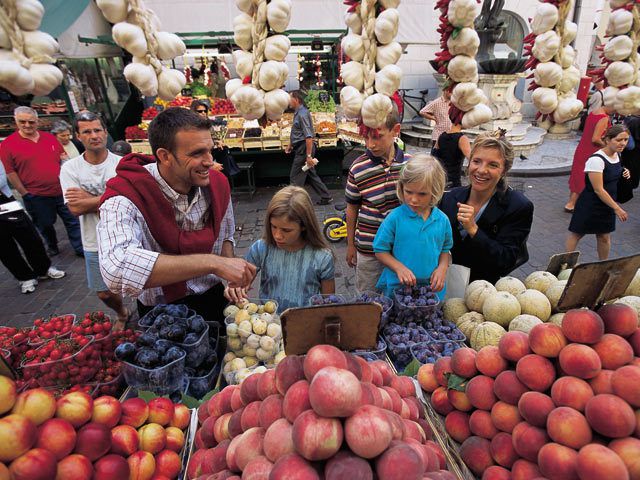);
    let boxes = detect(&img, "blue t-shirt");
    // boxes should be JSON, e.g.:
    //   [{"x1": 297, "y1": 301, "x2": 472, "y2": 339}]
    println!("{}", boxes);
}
[
  {"x1": 245, "y1": 239, "x2": 335, "y2": 310},
  {"x1": 373, "y1": 204, "x2": 453, "y2": 298}
]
